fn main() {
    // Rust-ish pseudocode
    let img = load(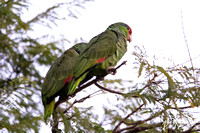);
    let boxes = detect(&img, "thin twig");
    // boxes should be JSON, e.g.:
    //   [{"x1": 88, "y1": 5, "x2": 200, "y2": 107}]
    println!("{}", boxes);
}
[
  {"x1": 51, "y1": 109, "x2": 61, "y2": 133},
  {"x1": 181, "y1": 10, "x2": 193, "y2": 68},
  {"x1": 54, "y1": 78, "x2": 99, "y2": 110},
  {"x1": 115, "y1": 61, "x2": 127, "y2": 69},
  {"x1": 123, "y1": 122, "x2": 162, "y2": 133},
  {"x1": 95, "y1": 83, "x2": 125, "y2": 95},
  {"x1": 117, "y1": 108, "x2": 167, "y2": 133},
  {"x1": 113, "y1": 104, "x2": 145, "y2": 133},
  {"x1": 138, "y1": 73, "x2": 158, "y2": 94},
  {"x1": 181, "y1": 10, "x2": 196, "y2": 83},
  {"x1": 169, "y1": 105, "x2": 192, "y2": 110},
  {"x1": 182, "y1": 122, "x2": 200, "y2": 133},
  {"x1": 95, "y1": 83, "x2": 138, "y2": 98},
  {"x1": 63, "y1": 90, "x2": 101, "y2": 113}
]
